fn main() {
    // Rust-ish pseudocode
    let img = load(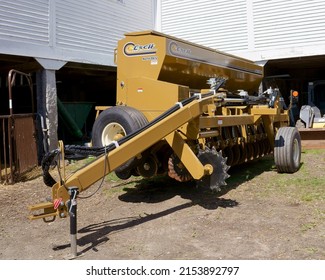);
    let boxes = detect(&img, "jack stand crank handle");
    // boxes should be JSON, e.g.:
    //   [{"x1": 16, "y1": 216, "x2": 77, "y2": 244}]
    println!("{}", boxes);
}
[{"x1": 68, "y1": 187, "x2": 79, "y2": 258}]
